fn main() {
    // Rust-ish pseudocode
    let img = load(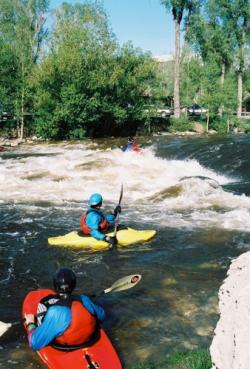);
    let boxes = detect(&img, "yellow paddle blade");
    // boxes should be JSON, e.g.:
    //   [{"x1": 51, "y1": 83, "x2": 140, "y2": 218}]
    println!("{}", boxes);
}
[{"x1": 103, "y1": 274, "x2": 142, "y2": 293}]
